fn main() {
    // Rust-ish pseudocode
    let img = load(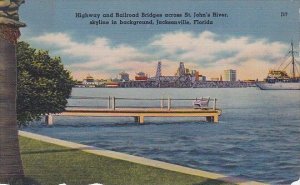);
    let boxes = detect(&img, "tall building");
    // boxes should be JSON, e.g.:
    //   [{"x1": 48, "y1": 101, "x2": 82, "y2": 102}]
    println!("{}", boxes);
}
[
  {"x1": 191, "y1": 70, "x2": 200, "y2": 81},
  {"x1": 224, "y1": 69, "x2": 237, "y2": 82},
  {"x1": 177, "y1": 62, "x2": 186, "y2": 76}
]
